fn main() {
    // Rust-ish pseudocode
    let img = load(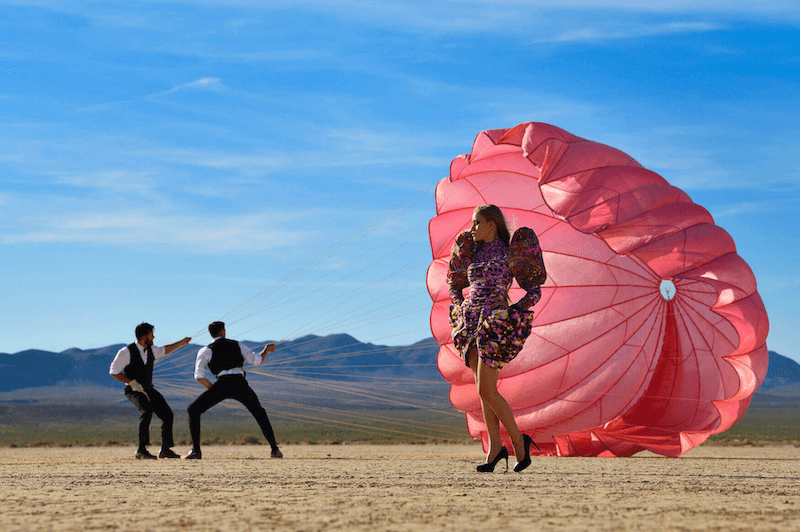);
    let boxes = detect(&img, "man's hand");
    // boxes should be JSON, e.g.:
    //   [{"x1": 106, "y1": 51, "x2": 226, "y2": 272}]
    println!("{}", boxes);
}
[
  {"x1": 129, "y1": 379, "x2": 145, "y2": 393},
  {"x1": 260, "y1": 343, "x2": 276, "y2": 364},
  {"x1": 165, "y1": 337, "x2": 193, "y2": 355}
]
